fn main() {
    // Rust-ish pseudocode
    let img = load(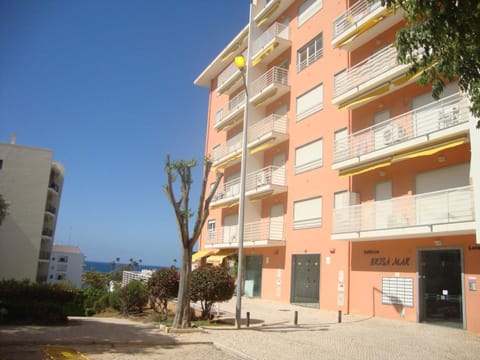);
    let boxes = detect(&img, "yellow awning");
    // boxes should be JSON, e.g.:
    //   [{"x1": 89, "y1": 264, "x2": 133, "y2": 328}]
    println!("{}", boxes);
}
[
  {"x1": 339, "y1": 84, "x2": 390, "y2": 110},
  {"x1": 256, "y1": 1, "x2": 280, "y2": 26},
  {"x1": 192, "y1": 250, "x2": 214, "y2": 262},
  {"x1": 392, "y1": 138, "x2": 466, "y2": 162},
  {"x1": 249, "y1": 138, "x2": 276, "y2": 155},
  {"x1": 339, "y1": 161, "x2": 391, "y2": 177},
  {"x1": 252, "y1": 42, "x2": 278, "y2": 66},
  {"x1": 206, "y1": 249, "x2": 237, "y2": 265}
]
